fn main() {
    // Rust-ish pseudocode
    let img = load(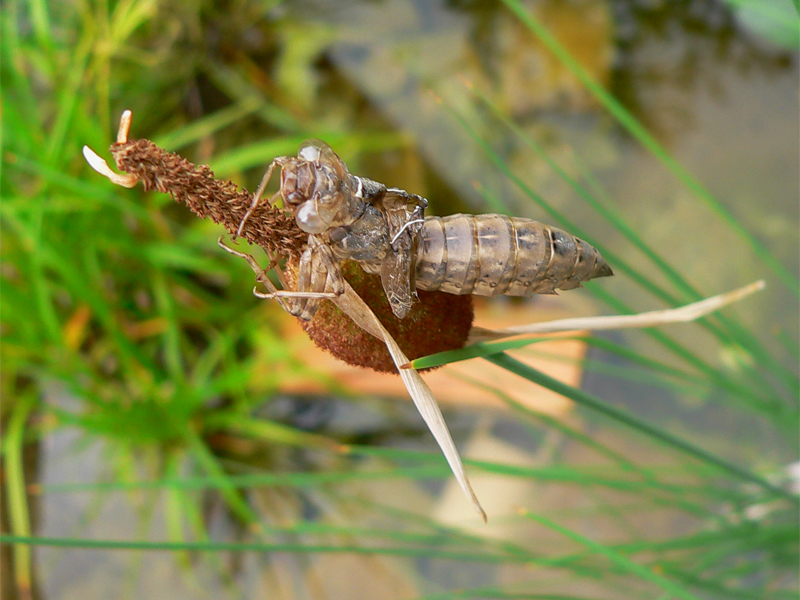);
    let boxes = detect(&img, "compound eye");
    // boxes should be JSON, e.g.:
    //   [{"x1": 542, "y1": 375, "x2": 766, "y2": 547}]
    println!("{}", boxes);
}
[
  {"x1": 298, "y1": 145, "x2": 320, "y2": 162},
  {"x1": 283, "y1": 190, "x2": 302, "y2": 208},
  {"x1": 295, "y1": 202, "x2": 328, "y2": 234}
]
